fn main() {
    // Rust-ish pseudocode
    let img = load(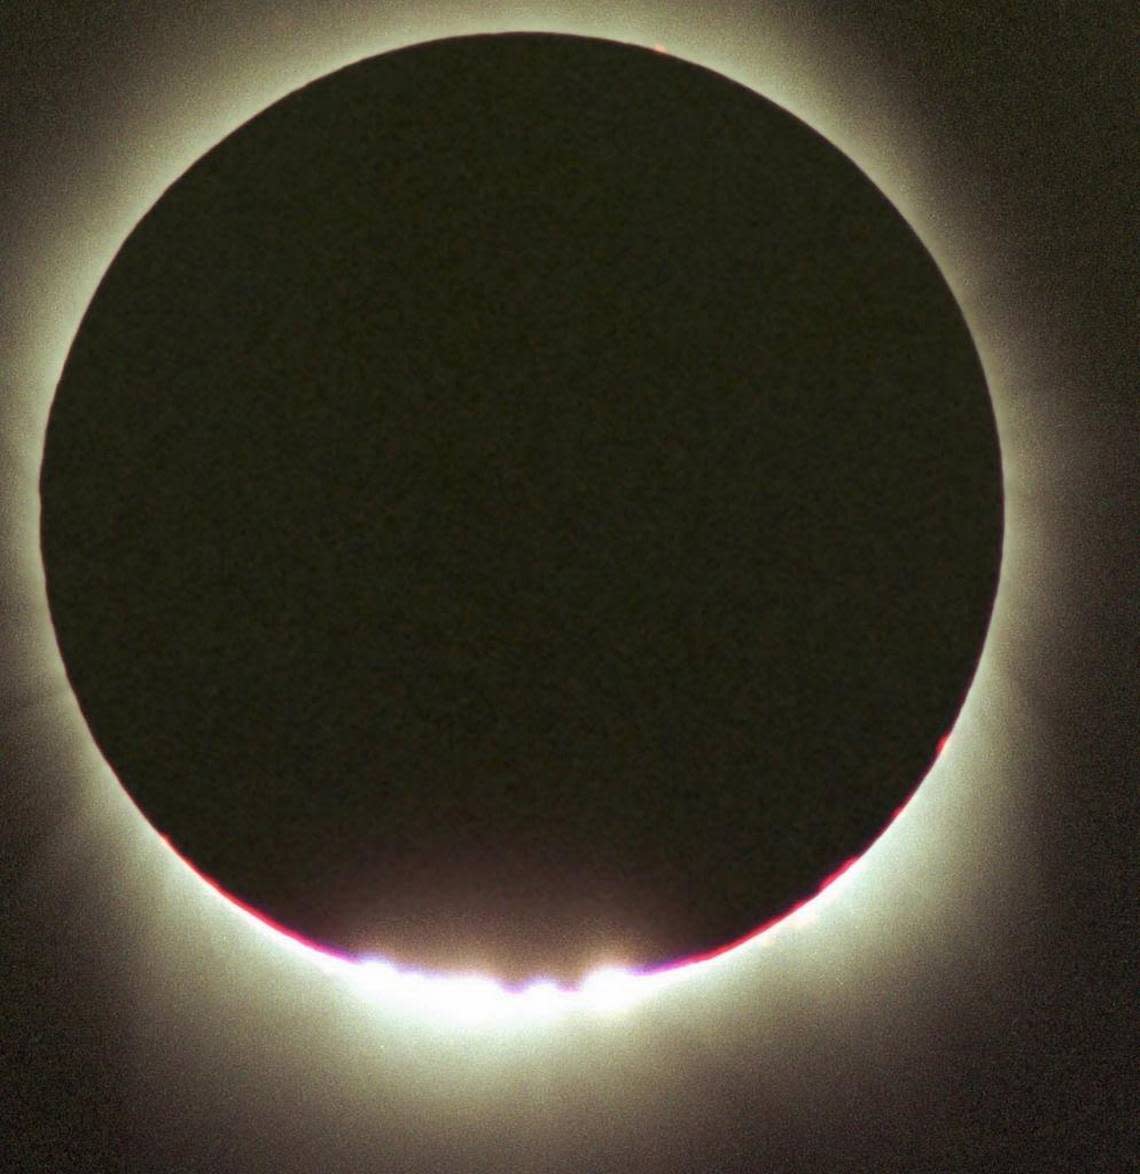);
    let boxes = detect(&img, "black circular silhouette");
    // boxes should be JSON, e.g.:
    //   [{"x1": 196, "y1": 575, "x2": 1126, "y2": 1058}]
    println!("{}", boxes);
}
[{"x1": 40, "y1": 33, "x2": 1001, "y2": 984}]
